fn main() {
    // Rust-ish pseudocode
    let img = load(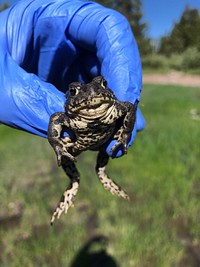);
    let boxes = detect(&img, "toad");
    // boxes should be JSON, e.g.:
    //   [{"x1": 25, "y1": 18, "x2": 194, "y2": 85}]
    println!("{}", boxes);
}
[{"x1": 48, "y1": 76, "x2": 137, "y2": 224}]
